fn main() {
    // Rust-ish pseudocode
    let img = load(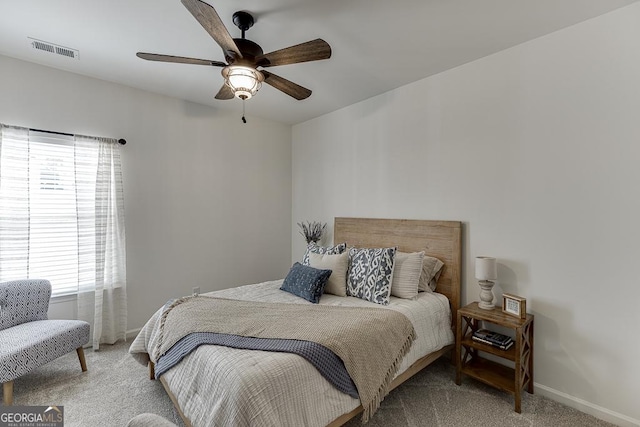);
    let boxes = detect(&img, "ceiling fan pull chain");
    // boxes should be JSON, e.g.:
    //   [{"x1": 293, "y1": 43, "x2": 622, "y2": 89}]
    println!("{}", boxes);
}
[{"x1": 242, "y1": 99, "x2": 247, "y2": 123}]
